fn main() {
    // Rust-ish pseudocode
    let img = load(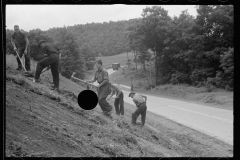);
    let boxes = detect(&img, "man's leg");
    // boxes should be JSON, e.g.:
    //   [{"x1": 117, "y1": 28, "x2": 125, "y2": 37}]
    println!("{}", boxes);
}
[
  {"x1": 132, "y1": 107, "x2": 143, "y2": 125},
  {"x1": 50, "y1": 58, "x2": 59, "y2": 89},
  {"x1": 119, "y1": 92, "x2": 124, "y2": 116},
  {"x1": 141, "y1": 106, "x2": 147, "y2": 126},
  {"x1": 114, "y1": 98, "x2": 120, "y2": 115},
  {"x1": 24, "y1": 46, "x2": 31, "y2": 71},
  {"x1": 99, "y1": 97, "x2": 113, "y2": 113},
  {"x1": 35, "y1": 56, "x2": 55, "y2": 80},
  {"x1": 16, "y1": 48, "x2": 24, "y2": 69},
  {"x1": 98, "y1": 84, "x2": 113, "y2": 114}
]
